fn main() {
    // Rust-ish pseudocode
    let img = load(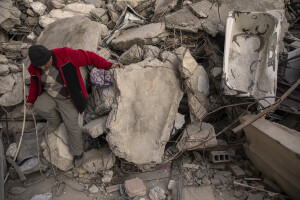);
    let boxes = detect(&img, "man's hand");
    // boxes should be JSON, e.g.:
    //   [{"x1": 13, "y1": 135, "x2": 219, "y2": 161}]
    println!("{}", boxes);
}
[
  {"x1": 110, "y1": 63, "x2": 124, "y2": 69},
  {"x1": 25, "y1": 102, "x2": 33, "y2": 110}
]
